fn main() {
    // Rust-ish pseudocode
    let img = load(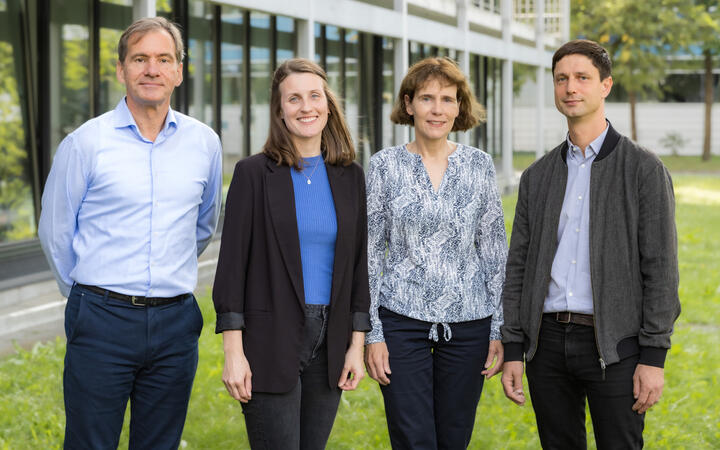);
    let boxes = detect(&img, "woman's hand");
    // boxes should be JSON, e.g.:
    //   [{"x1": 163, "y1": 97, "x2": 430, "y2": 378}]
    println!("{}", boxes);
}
[
  {"x1": 338, "y1": 331, "x2": 366, "y2": 391},
  {"x1": 365, "y1": 341, "x2": 392, "y2": 385},
  {"x1": 222, "y1": 330, "x2": 253, "y2": 403},
  {"x1": 481, "y1": 339, "x2": 504, "y2": 379}
]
